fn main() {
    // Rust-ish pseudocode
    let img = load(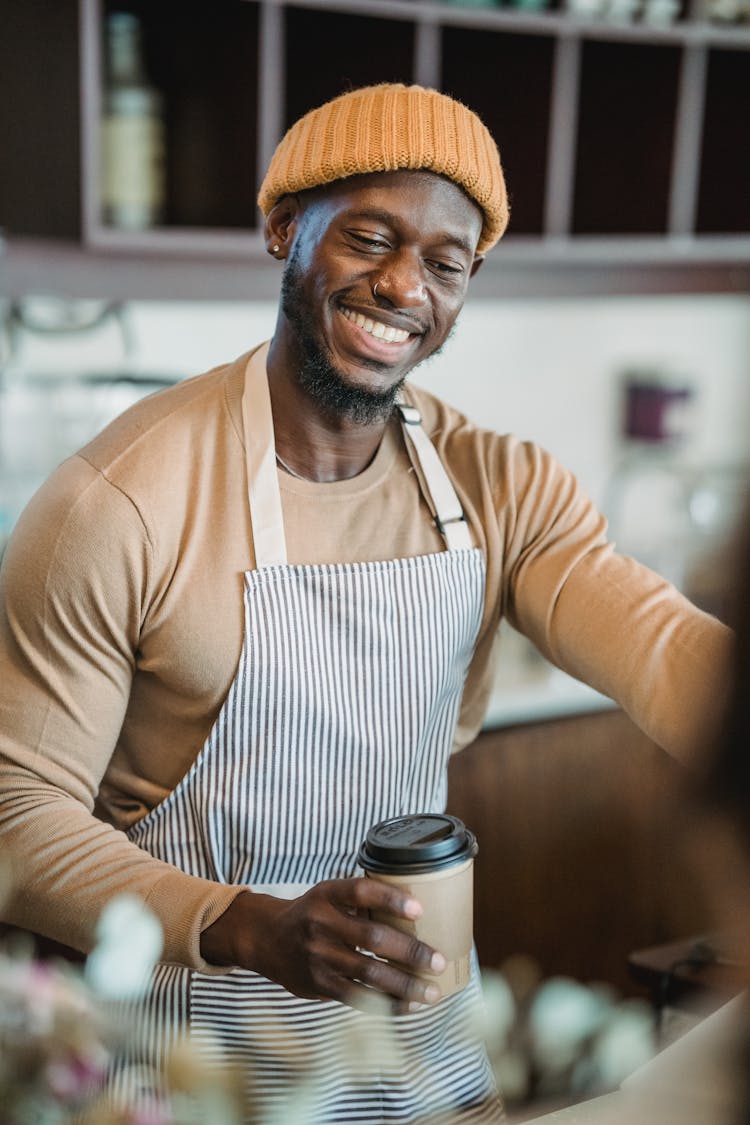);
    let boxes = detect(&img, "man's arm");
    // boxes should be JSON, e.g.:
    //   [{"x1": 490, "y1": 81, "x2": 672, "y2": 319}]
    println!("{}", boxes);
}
[
  {"x1": 0, "y1": 456, "x2": 244, "y2": 968},
  {"x1": 0, "y1": 455, "x2": 447, "y2": 1006},
  {"x1": 502, "y1": 440, "x2": 733, "y2": 767}
]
